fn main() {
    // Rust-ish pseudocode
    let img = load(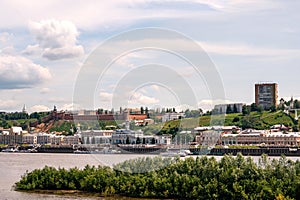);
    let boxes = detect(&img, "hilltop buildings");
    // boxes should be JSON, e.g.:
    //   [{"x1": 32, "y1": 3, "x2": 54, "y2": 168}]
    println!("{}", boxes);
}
[
  {"x1": 255, "y1": 83, "x2": 278, "y2": 109},
  {"x1": 214, "y1": 103, "x2": 244, "y2": 114}
]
